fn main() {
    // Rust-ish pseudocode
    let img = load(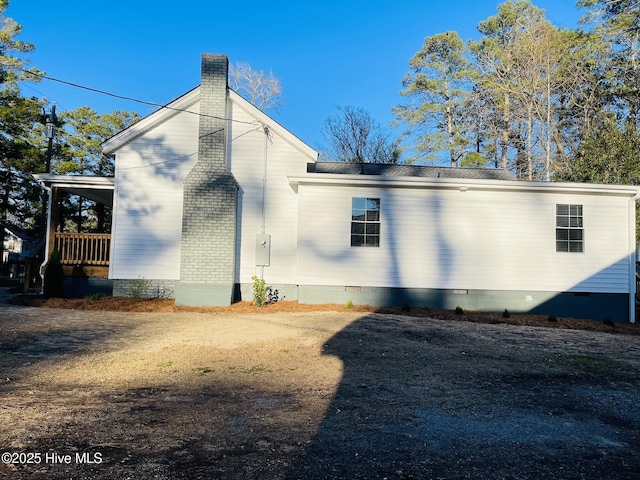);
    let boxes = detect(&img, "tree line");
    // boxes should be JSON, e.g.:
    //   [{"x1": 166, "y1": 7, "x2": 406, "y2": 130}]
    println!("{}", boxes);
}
[
  {"x1": 324, "y1": 0, "x2": 640, "y2": 185},
  {"x1": 0, "y1": 3, "x2": 139, "y2": 242}
]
